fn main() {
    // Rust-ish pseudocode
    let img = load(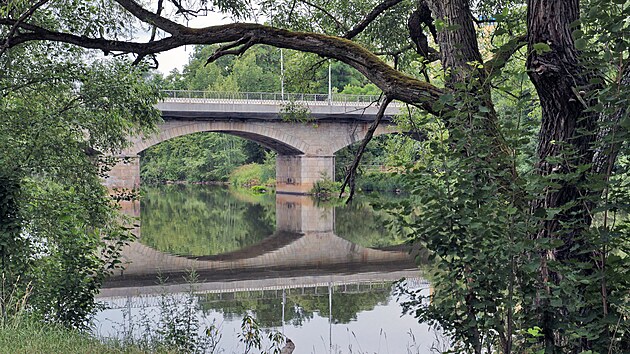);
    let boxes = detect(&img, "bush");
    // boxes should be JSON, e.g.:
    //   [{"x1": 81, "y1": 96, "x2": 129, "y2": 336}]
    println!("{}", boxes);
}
[
  {"x1": 229, "y1": 163, "x2": 275, "y2": 188},
  {"x1": 356, "y1": 172, "x2": 405, "y2": 192},
  {"x1": 310, "y1": 176, "x2": 342, "y2": 200}
]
